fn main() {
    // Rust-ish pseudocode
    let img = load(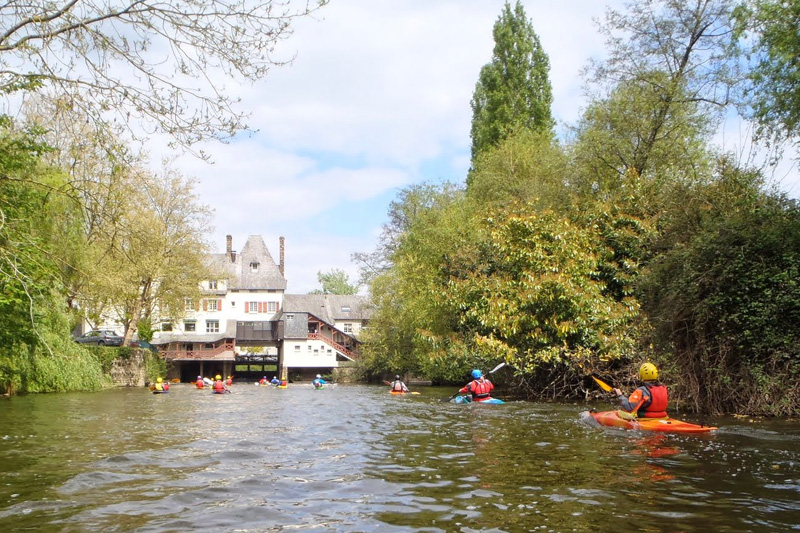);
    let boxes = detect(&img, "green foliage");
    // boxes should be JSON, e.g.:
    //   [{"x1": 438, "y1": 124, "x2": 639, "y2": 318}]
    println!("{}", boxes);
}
[
  {"x1": 144, "y1": 351, "x2": 168, "y2": 384},
  {"x1": 309, "y1": 268, "x2": 359, "y2": 295},
  {"x1": 735, "y1": 0, "x2": 800, "y2": 145},
  {"x1": 136, "y1": 318, "x2": 154, "y2": 342},
  {"x1": 639, "y1": 160, "x2": 800, "y2": 414},
  {"x1": 469, "y1": 0, "x2": 553, "y2": 167},
  {"x1": 468, "y1": 129, "x2": 569, "y2": 208},
  {"x1": 444, "y1": 207, "x2": 640, "y2": 375}
]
